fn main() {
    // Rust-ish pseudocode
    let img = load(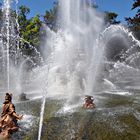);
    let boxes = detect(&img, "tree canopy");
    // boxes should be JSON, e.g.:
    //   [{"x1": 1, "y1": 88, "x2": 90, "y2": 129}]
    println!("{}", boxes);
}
[
  {"x1": 125, "y1": 0, "x2": 140, "y2": 30},
  {"x1": 105, "y1": 12, "x2": 120, "y2": 25},
  {"x1": 0, "y1": 1, "x2": 140, "y2": 53},
  {"x1": 125, "y1": 0, "x2": 140, "y2": 39},
  {"x1": 43, "y1": 2, "x2": 58, "y2": 29}
]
